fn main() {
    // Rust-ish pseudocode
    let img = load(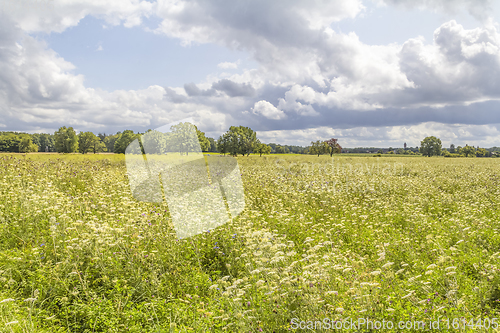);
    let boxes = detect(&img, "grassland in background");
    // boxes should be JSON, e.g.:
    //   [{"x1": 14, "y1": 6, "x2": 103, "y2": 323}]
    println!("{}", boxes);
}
[{"x1": 0, "y1": 154, "x2": 499, "y2": 332}]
